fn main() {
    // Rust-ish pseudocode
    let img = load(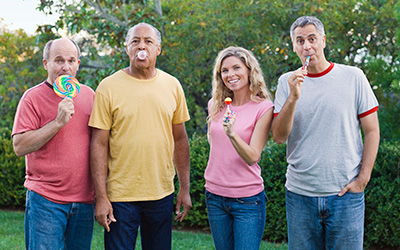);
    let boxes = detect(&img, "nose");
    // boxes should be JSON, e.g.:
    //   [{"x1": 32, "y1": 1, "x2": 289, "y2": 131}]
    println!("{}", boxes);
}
[
  {"x1": 303, "y1": 40, "x2": 312, "y2": 51},
  {"x1": 138, "y1": 40, "x2": 146, "y2": 49},
  {"x1": 61, "y1": 62, "x2": 71, "y2": 72}
]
